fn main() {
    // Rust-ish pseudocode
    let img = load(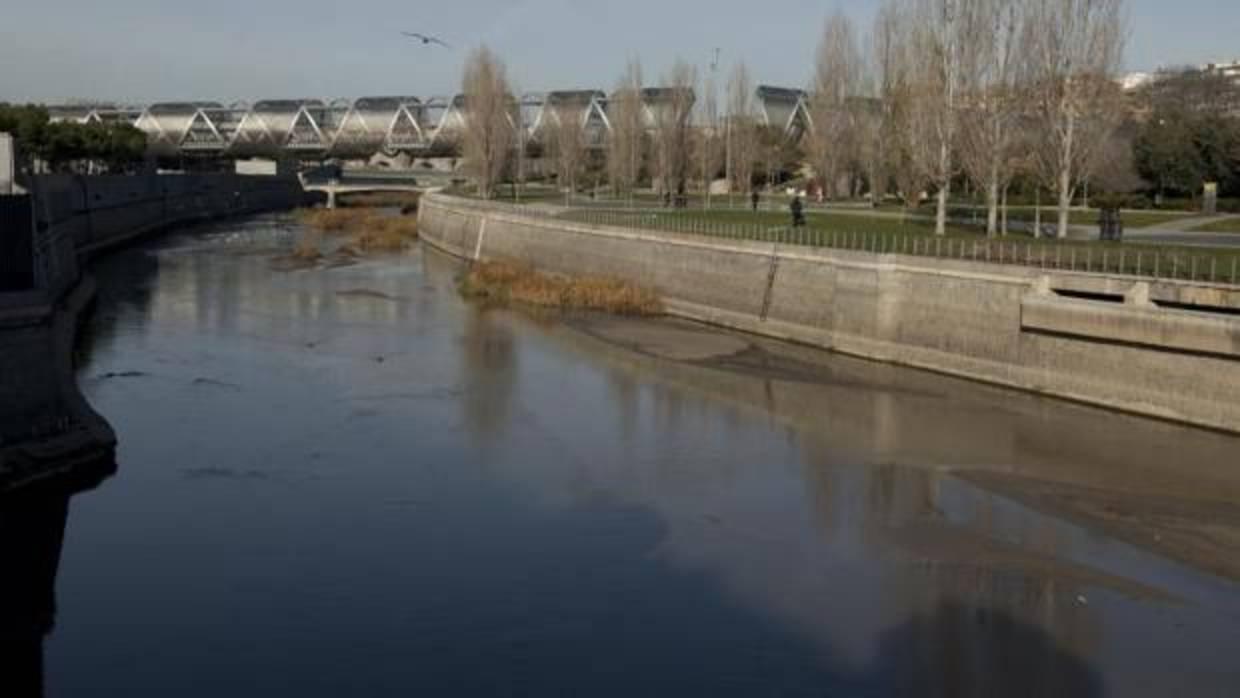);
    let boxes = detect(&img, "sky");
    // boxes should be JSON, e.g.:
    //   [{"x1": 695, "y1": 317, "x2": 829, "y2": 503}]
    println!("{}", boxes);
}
[{"x1": 2, "y1": 0, "x2": 1238, "y2": 104}]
